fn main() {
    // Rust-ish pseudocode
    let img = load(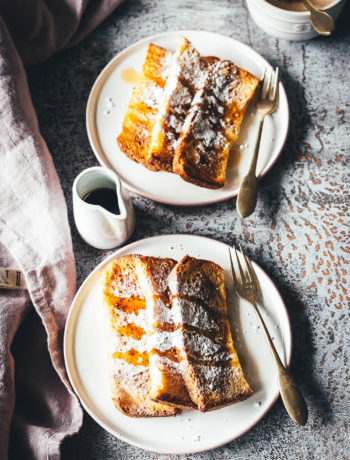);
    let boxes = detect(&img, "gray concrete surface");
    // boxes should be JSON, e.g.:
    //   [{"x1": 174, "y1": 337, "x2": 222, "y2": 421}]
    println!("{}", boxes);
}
[{"x1": 27, "y1": 1, "x2": 350, "y2": 458}]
